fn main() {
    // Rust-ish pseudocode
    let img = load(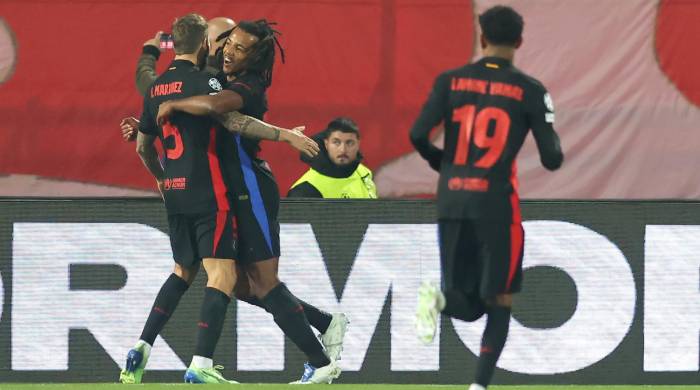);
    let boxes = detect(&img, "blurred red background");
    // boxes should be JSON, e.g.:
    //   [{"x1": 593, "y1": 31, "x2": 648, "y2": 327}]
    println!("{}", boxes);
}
[
  {"x1": 0, "y1": 0, "x2": 473, "y2": 195},
  {"x1": 1, "y1": 0, "x2": 699, "y2": 198}
]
